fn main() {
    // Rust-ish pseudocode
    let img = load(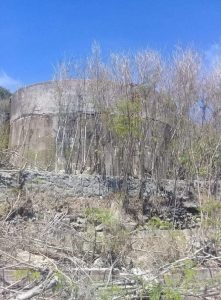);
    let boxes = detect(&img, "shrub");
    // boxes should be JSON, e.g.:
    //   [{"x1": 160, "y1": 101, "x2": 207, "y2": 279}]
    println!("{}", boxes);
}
[{"x1": 0, "y1": 86, "x2": 11, "y2": 100}]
